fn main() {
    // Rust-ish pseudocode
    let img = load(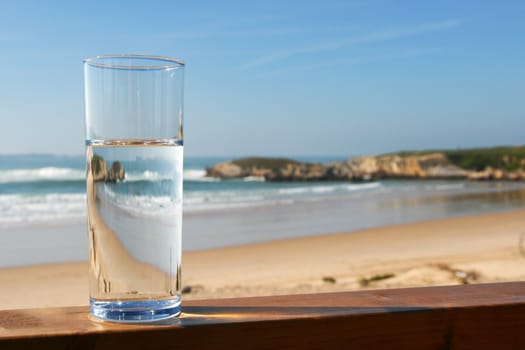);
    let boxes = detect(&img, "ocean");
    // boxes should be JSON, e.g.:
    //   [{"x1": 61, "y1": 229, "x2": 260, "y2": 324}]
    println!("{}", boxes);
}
[
  {"x1": 2, "y1": 154, "x2": 525, "y2": 253},
  {"x1": 0, "y1": 154, "x2": 355, "y2": 227}
]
